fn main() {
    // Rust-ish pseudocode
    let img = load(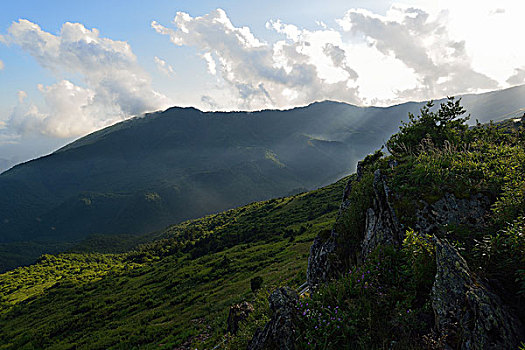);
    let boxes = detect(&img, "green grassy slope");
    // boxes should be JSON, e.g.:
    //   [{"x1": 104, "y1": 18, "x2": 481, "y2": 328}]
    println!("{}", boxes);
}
[
  {"x1": 2, "y1": 85, "x2": 523, "y2": 274},
  {"x1": 0, "y1": 176, "x2": 349, "y2": 349}
]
